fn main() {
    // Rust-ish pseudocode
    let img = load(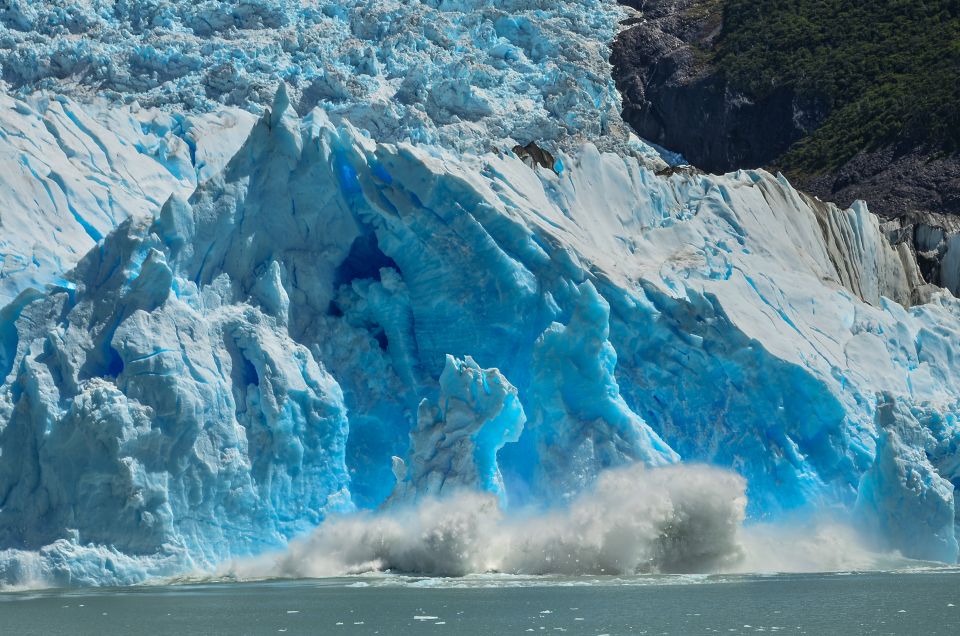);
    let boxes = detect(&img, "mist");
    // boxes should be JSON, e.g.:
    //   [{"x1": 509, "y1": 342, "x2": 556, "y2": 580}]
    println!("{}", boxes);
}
[
  {"x1": 221, "y1": 463, "x2": 912, "y2": 581},
  {"x1": 225, "y1": 464, "x2": 742, "y2": 578}
]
